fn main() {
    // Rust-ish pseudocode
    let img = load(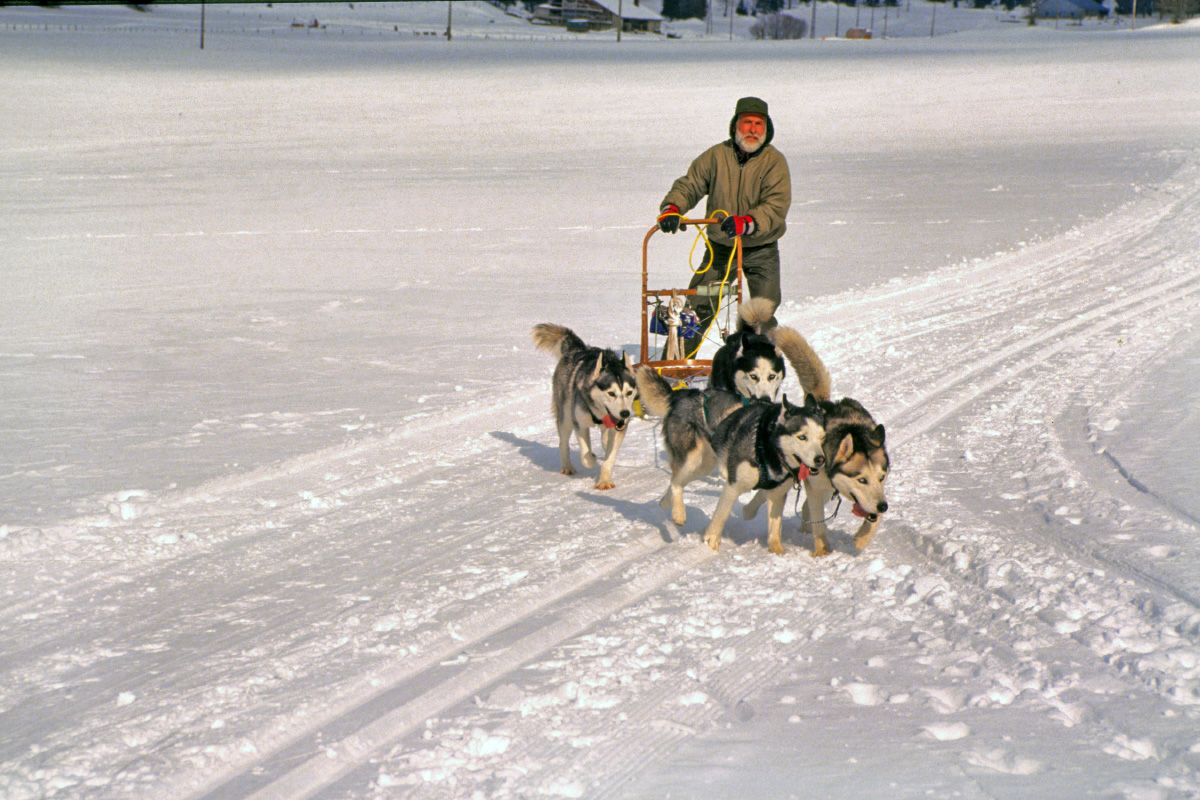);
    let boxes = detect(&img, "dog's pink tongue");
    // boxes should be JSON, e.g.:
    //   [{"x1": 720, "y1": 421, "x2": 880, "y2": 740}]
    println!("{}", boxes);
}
[
  {"x1": 851, "y1": 502, "x2": 869, "y2": 518},
  {"x1": 797, "y1": 463, "x2": 810, "y2": 481},
  {"x1": 602, "y1": 414, "x2": 616, "y2": 429}
]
